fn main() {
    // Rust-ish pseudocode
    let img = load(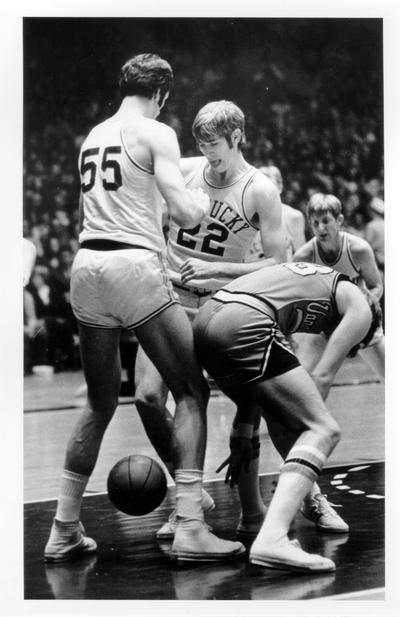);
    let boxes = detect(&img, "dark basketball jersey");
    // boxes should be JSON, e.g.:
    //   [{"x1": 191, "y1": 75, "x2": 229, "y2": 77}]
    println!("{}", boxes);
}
[{"x1": 213, "y1": 262, "x2": 346, "y2": 335}]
